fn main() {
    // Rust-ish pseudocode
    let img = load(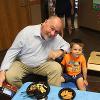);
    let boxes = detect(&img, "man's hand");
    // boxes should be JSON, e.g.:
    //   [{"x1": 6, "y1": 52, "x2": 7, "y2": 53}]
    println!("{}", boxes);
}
[
  {"x1": 0, "y1": 70, "x2": 6, "y2": 87},
  {"x1": 48, "y1": 49, "x2": 64, "y2": 60}
]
